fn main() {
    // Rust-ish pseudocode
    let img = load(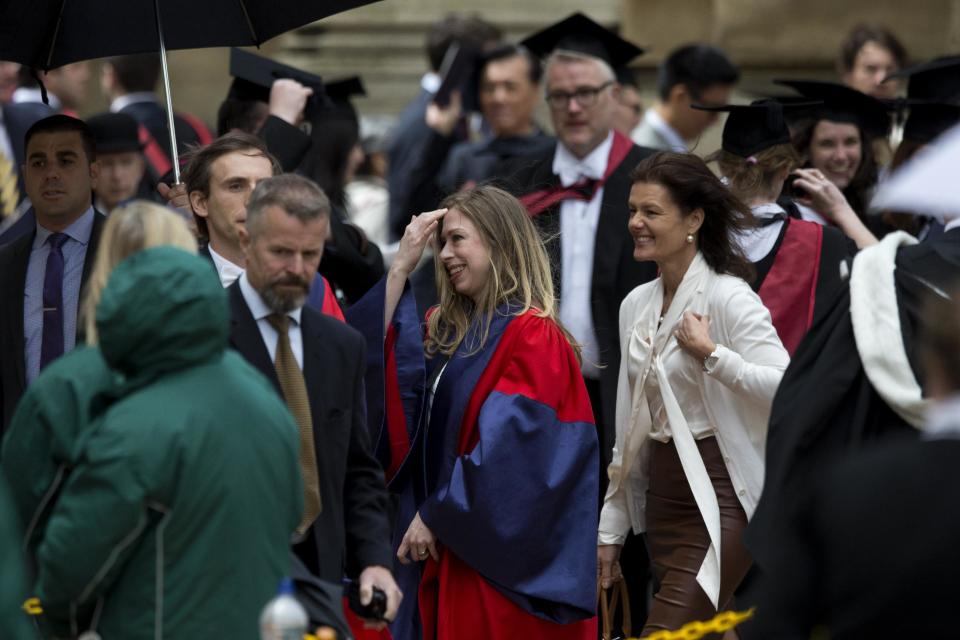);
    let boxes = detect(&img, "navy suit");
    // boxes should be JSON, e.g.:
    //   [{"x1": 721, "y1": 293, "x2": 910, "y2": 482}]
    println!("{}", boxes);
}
[{"x1": 386, "y1": 88, "x2": 437, "y2": 241}]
